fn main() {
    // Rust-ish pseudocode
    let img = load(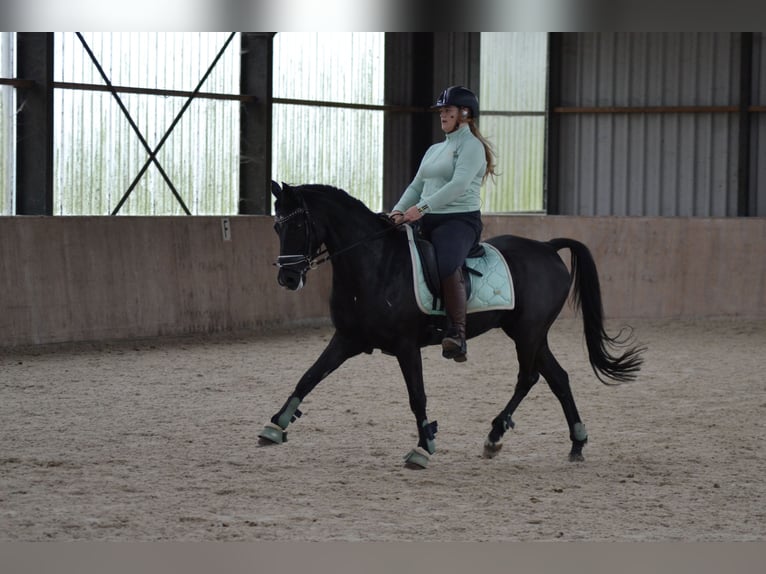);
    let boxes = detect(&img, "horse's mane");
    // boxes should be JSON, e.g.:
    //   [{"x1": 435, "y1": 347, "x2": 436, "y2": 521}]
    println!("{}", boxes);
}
[{"x1": 295, "y1": 184, "x2": 383, "y2": 222}]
